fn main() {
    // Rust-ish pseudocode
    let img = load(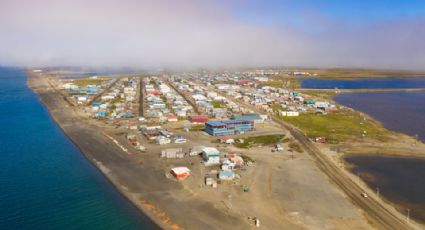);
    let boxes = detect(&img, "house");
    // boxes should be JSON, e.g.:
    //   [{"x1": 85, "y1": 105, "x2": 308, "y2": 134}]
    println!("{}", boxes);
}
[
  {"x1": 286, "y1": 111, "x2": 299, "y2": 117},
  {"x1": 218, "y1": 136, "x2": 235, "y2": 144},
  {"x1": 221, "y1": 159, "x2": 236, "y2": 171},
  {"x1": 202, "y1": 147, "x2": 220, "y2": 166},
  {"x1": 192, "y1": 94, "x2": 207, "y2": 101},
  {"x1": 170, "y1": 167, "x2": 190, "y2": 180},
  {"x1": 205, "y1": 120, "x2": 254, "y2": 136},
  {"x1": 219, "y1": 170, "x2": 235, "y2": 181},
  {"x1": 76, "y1": 95, "x2": 88, "y2": 101},
  {"x1": 205, "y1": 175, "x2": 217, "y2": 187},
  {"x1": 146, "y1": 90, "x2": 160, "y2": 95},
  {"x1": 167, "y1": 116, "x2": 178, "y2": 122},
  {"x1": 279, "y1": 111, "x2": 299, "y2": 117},
  {"x1": 226, "y1": 153, "x2": 244, "y2": 167},
  {"x1": 212, "y1": 108, "x2": 227, "y2": 118},
  {"x1": 157, "y1": 136, "x2": 171, "y2": 145},
  {"x1": 237, "y1": 80, "x2": 251, "y2": 85},
  {"x1": 189, "y1": 115, "x2": 209, "y2": 123},
  {"x1": 97, "y1": 111, "x2": 106, "y2": 118},
  {"x1": 304, "y1": 99, "x2": 315, "y2": 105},
  {"x1": 62, "y1": 83, "x2": 78, "y2": 90},
  {"x1": 231, "y1": 113, "x2": 265, "y2": 123},
  {"x1": 101, "y1": 95, "x2": 115, "y2": 101}
]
